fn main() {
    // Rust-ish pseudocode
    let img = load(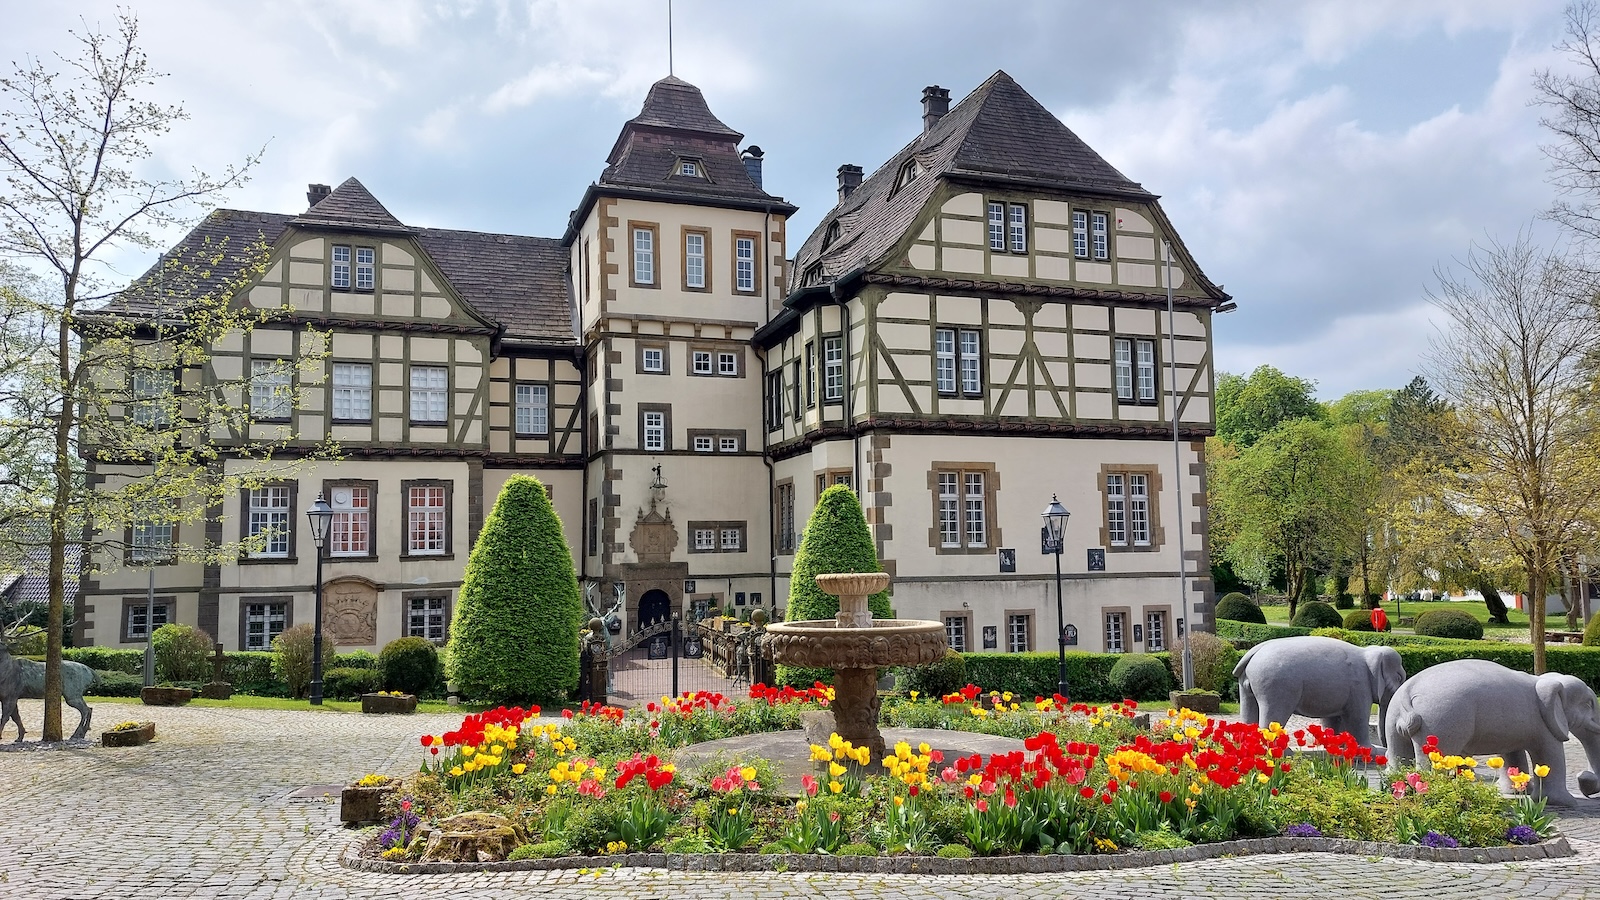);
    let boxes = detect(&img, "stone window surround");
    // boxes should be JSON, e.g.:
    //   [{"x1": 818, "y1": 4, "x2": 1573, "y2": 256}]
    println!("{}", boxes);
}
[
  {"x1": 926, "y1": 461, "x2": 1000, "y2": 555},
  {"x1": 635, "y1": 341, "x2": 670, "y2": 375},
  {"x1": 400, "y1": 478, "x2": 454, "y2": 560},
  {"x1": 238, "y1": 595, "x2": 295, "y2": 652},
  {"x1": 120, "y1": 595, "x2": 174, "y2": 643},
  {"x1": 681, "y1": 226, "x2": 712, "y2": 293},
  {"x1": 321, "y1": 478, "x2": 379, "y2": 562},
  {"x1": 403, "y1": 590, "x2": 454, "y2": 644},
  {"x1": 122, "y1": 519, "x2": 179, "y2": 567},
  {"x1": 638, "y1": 403, "x2": 673, "y2": 452},
  {"x1": 687, "y1": 520, "x2": 747, "y2": 553},
  {"x1": 238, "y1": 481, "x2": 298, "y2": 565},
  {"x1": 688, "y1": 343, "x2": 744, "y2": 378},
  {"x1": 815, "y1": 468, "x2": 853, "y2": 499},
  {"x1": 1142, "y1": 604, "x2": 1172, "y2": 652},
  {"x1": 629, "y1": 220, "x2": 660, "y2": 289},
  {"x1": 1098, "y1": 463, "x2": 1164, "y2": 553},
  {"x1": 941, "y1": 610, "x2": 972, "y2": 653},
  {"x1": 1103, "y1": 605, "x2": 1131, "y2": 654},
  {"x1": 687, "y1": 428, "x2": 746, "y2": 453},
  {"x1": 730, "y1": 229, "x2": 761, "y2": 295},
  {"x1": 1004, "y1": 608, "x2": 1035, "y2": 653}
]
